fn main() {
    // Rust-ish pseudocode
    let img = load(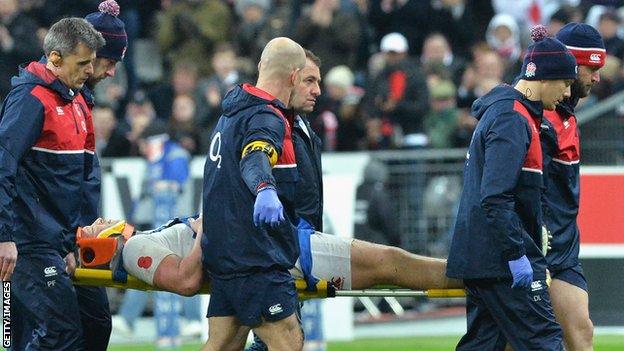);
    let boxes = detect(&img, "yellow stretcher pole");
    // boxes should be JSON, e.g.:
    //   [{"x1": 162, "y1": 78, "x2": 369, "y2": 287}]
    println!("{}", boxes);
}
[{"x1": 72, "y1": 268, "x2": 466, "y2": 299}]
